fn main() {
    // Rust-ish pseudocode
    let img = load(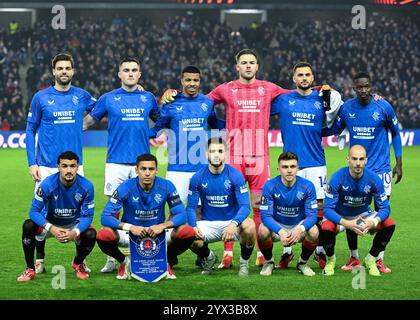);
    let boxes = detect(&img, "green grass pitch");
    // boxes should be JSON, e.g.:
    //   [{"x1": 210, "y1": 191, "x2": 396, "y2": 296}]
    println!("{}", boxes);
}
[{"x1": 1, "y1": 146, "x2": 420, "y2": 300}]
